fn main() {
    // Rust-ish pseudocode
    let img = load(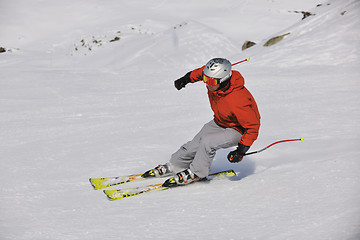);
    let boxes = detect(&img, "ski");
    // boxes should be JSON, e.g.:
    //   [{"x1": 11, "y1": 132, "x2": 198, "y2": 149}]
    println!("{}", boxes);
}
[
  {"x1": 103, "y1": 169, "x2": 236, "y2": 201},
  {"x1": 89, "y1": 173, "x2": 146, "y2": 190},
  {"x1": 89, "y1": 167, "x2": 164, "y2": 190},
  {"x1": 104, "y1": 183, "x2": 165, "y2": 200}
]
